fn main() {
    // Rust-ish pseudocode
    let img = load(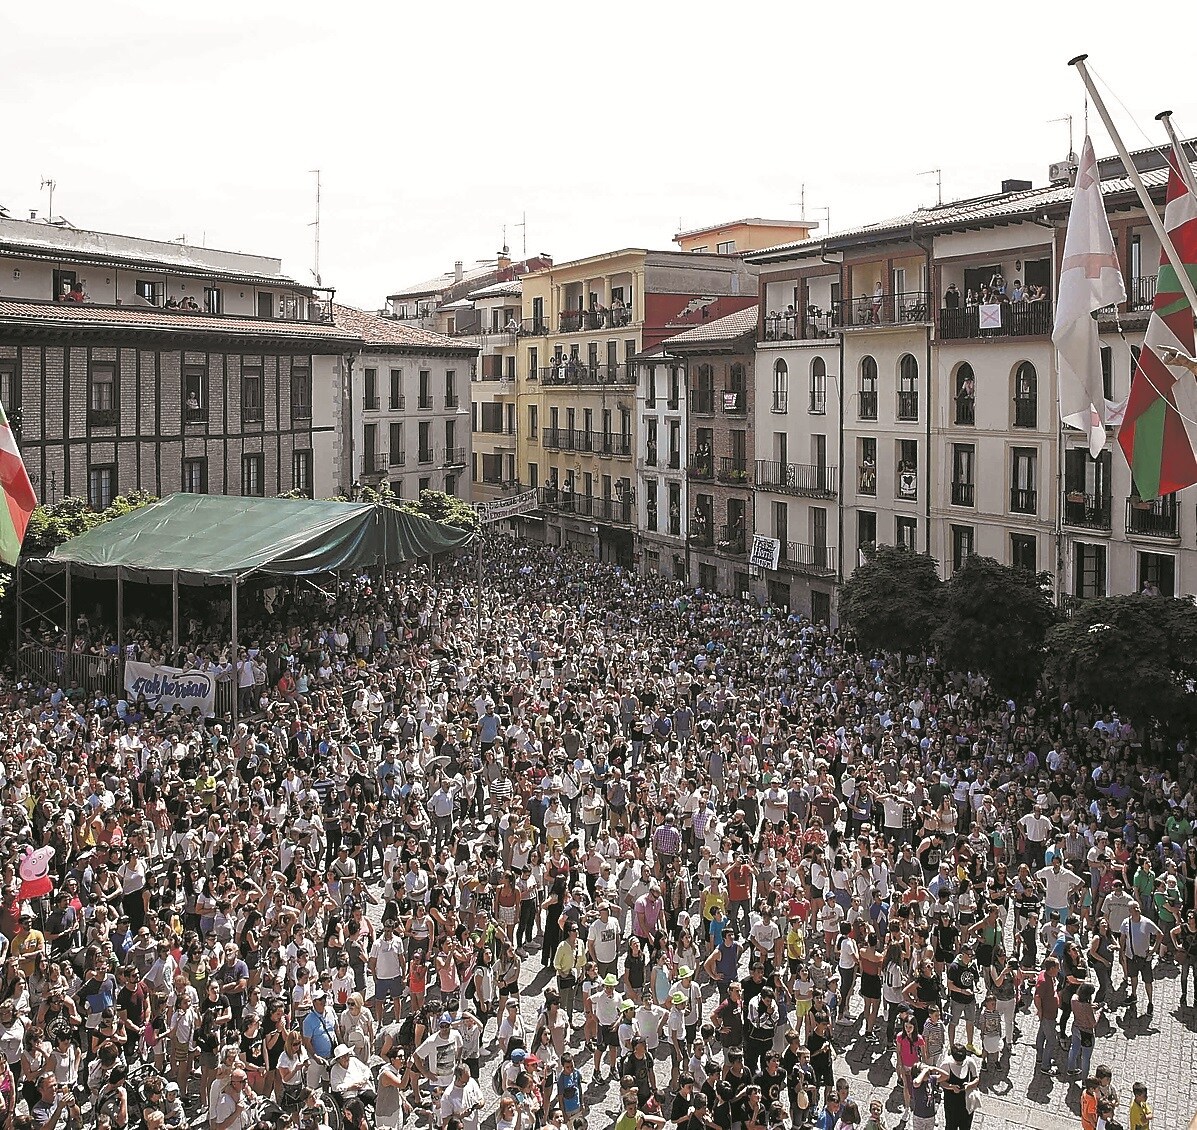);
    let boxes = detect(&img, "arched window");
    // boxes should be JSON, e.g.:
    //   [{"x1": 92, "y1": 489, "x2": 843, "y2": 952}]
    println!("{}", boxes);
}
[
  {"x1": 859, "y1": 356, "x2": 878, "y2": 420},
  {"x1": 897, "y1": 354, "x2": 919, "y2": 420},
  {"x1": 772, "y1": 360, "x2": 789, "y2": 413},
  {"x1": 809, "y1": 357, "x2": 827, "y2": 414},
  {"x1": 954, "y1": 362, "x2": 975, "y2": 425},
  {"x1": 1014, "y1": 361, "x2": 1037, "y2": 428}
]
